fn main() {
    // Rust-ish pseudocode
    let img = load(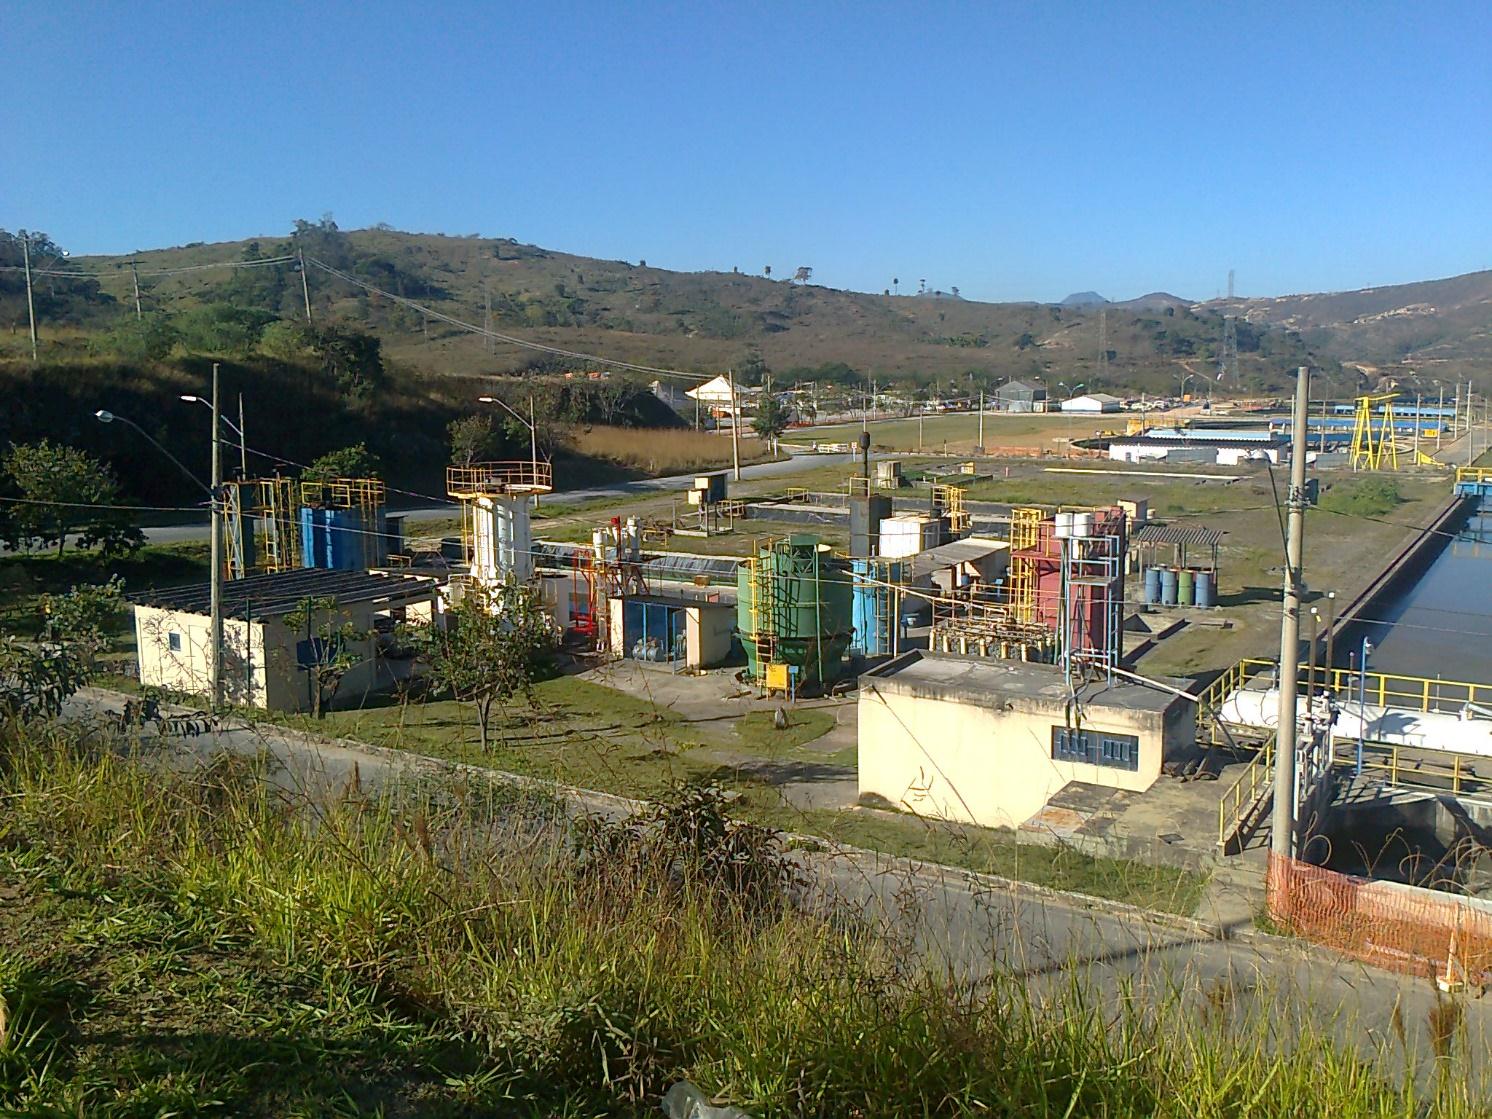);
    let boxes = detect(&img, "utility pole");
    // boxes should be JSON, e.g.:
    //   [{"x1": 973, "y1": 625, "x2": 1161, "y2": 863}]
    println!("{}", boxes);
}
[
  {"x1": 483, "y1": 281, "x2": 493, "y2": 354},
  {"x1": 1413, "y1": 392, "x2": 1422, "y2": 460},
  {"x1": 130, "y1": 258, "x2": 143, "y2": 320},
  {"x1": 237, "y1": 392, "x2": 248, "y2": 478},
  {"x1": 209, "y1": 362, "x2": 225, "y2": 711},
  {"x1": 22, "y1": 234, "x2": 38, "y2": 362},
  {"x1": 298, "y1": 248, "x2": 314, "y2": 325},
  {"x1": 727, "y1": 370, "x2": 742, "y2": 481},
  {"x1": 1272, "y1": 364, "x2": 1311, "y2": 860}
]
